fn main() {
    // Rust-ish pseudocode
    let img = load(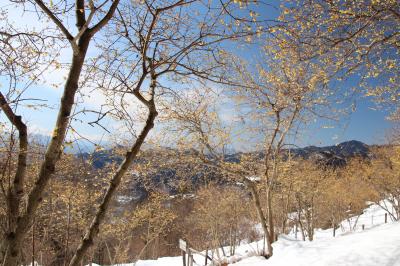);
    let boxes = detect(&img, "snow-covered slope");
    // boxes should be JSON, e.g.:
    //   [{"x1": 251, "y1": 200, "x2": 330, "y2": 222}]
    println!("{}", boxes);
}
[
  {"x1": 89, "y1": 202, "x2": 400, "y2": 266},
  {"x1": 236, "y1": 201, "x2": 400, "y2": 266},
  {"x1": 236, "y1": 222, "x2": 400, "y2": 266}
]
